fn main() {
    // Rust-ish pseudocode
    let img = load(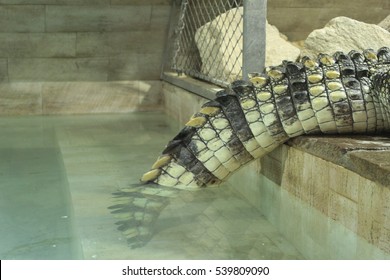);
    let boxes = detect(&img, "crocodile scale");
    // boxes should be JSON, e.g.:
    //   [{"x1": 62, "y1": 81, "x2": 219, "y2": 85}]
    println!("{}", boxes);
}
[
  {"x1": 141, "y1": 47, "x2": 390, "y2": 187},
  {"x1": 110, "y1": 47, "x2": 390, "y2": 248}
]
